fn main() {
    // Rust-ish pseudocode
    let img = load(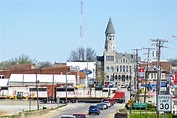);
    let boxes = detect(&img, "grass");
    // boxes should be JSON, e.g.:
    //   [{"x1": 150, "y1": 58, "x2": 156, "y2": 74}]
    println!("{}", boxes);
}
[
  {"x1": 130, "y1": 111, "x2": 175, "y2": 118},
  {"x1": 50, "y1": 104, "x2": 66, "y2": 110},
  {"x1": 0, "y1": 115, "x2": 19, "y2": 118}
]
